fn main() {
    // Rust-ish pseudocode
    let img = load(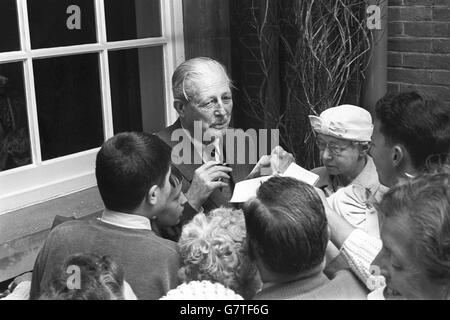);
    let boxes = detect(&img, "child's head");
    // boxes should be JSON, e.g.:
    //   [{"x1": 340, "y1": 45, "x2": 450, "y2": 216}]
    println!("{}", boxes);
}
[{"x1": 39, "y1": 253, "x2": 128, "y2": 300}]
